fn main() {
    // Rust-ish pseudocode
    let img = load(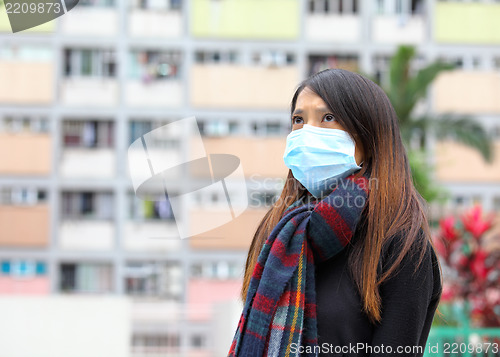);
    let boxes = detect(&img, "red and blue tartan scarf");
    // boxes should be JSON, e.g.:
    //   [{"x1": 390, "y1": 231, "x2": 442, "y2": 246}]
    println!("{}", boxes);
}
[{"x1": 228, "y1": 172, "x2": 370, "y2": 357}]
